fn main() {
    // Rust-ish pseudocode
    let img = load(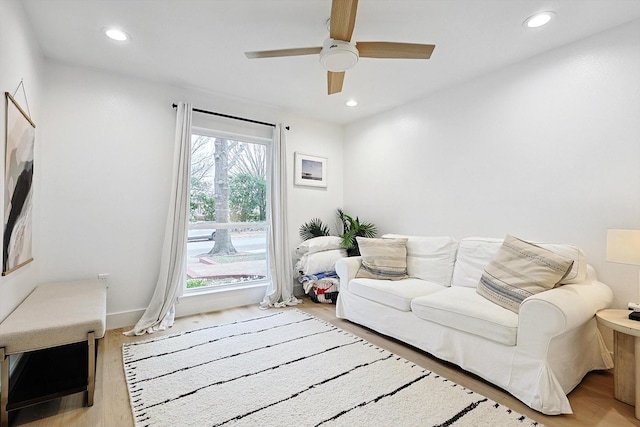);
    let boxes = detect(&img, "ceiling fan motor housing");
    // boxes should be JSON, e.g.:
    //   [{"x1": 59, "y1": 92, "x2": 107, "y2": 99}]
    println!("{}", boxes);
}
[{"x1": 320, "y1": 38, "x2": 359, "y2": 72}]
